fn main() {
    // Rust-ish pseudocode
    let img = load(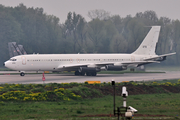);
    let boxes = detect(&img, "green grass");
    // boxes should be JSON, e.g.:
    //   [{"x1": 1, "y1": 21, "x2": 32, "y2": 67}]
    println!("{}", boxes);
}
[
  {"x1": 0, "y1": 93, "x2": 180, "y2": 119},
  {"x1": 137, "y1": 79, "x2": 180, "y2": 84},
  {"x1": 1, "y1": 81, "x2": 180, "y2": 119},
  {"x1": 146, "y1": 65, "x2": 180, "y2": 71},
  {"x1": 98, "y1": 70, "x2": 165, "y2": 74},
  {"x1": 0, "y1": 67, "x2": 14, "y2": 71},
  {"x1": 129, "y1": 93, "x2": 180, "y2": 116}
]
